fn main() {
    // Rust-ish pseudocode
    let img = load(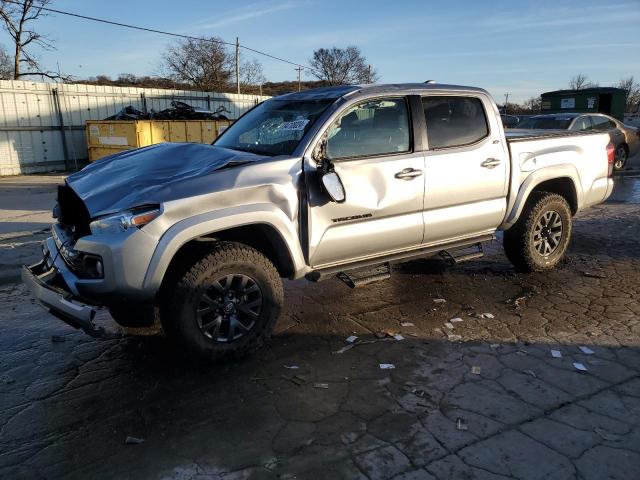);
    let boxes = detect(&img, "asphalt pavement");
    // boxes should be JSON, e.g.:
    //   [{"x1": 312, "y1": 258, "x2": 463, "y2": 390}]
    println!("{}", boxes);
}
[{"x1": 0, "y1": 170, "x2": 639, "y2": 479}]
